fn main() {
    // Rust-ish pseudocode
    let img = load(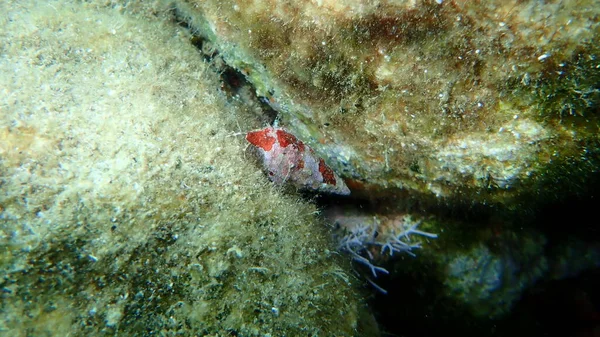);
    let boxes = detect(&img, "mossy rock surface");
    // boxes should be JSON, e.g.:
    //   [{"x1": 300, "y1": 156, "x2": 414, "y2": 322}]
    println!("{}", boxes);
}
[
  {"x1": 175, "y1": 0, "x2": 600, "y2": 208},
  {"x1": 0, "y1": 1, "x2": 370, "y2": 336}
]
